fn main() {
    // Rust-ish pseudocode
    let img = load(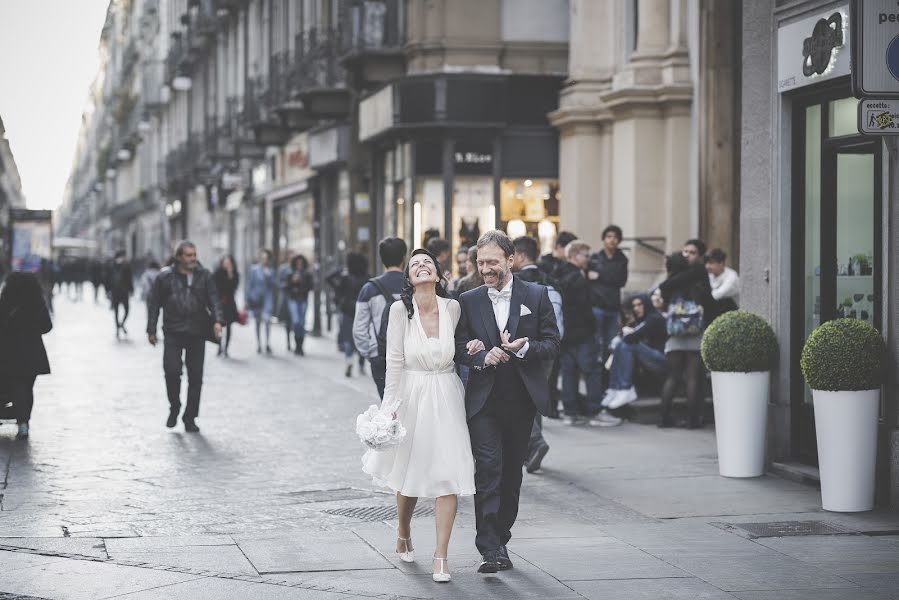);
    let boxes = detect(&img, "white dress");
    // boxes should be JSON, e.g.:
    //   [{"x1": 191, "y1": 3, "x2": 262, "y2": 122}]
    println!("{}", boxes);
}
[{"x1": 362, "y1": 296, "x2": 476, "y2": 498}]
